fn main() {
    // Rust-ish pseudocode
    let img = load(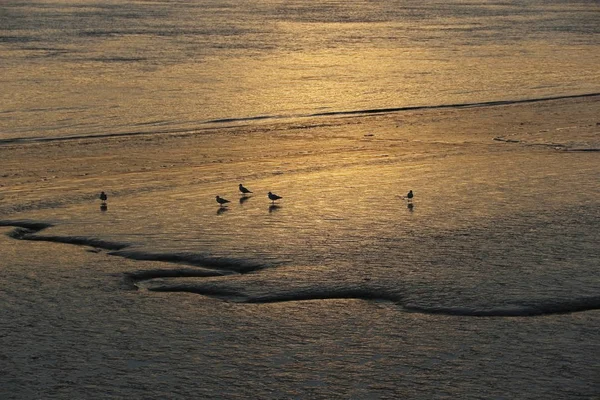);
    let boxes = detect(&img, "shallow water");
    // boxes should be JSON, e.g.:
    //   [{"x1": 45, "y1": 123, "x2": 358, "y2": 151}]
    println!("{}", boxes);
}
[
  {"x1": 5, "y1": 127, "x2": 599, "y2": 309},
  {"x1": 2, "y1": 99, "x2": 599, "y2": 398},
  {"x1": 1, "y1": 1, "x2": 599, "y2": 398}
]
